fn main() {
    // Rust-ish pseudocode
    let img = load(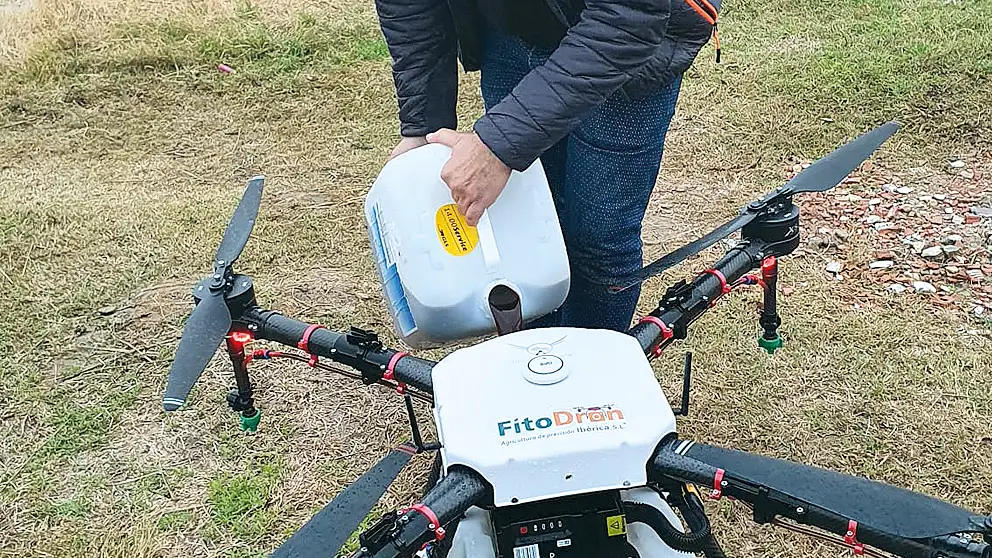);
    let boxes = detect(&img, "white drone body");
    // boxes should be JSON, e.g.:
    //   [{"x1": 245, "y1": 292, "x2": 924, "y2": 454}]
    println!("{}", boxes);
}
[{"x1": 431, "y1": 327, "x2": 689, "y2": 558}]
